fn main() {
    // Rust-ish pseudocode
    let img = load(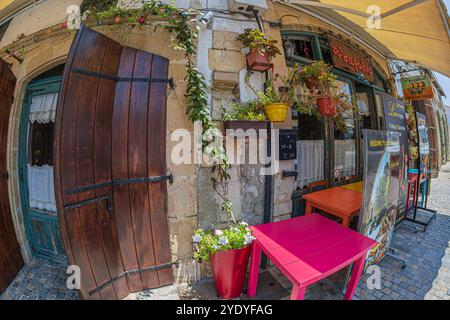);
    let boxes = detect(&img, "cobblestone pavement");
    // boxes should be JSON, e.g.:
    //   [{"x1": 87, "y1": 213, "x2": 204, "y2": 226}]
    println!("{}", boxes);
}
[
  {"x1": 0, "y1": 258, "x2": 80, "y2": 300},
  {"x1": 2, "y1": 163, "x2": 449, "y2": 300}
]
